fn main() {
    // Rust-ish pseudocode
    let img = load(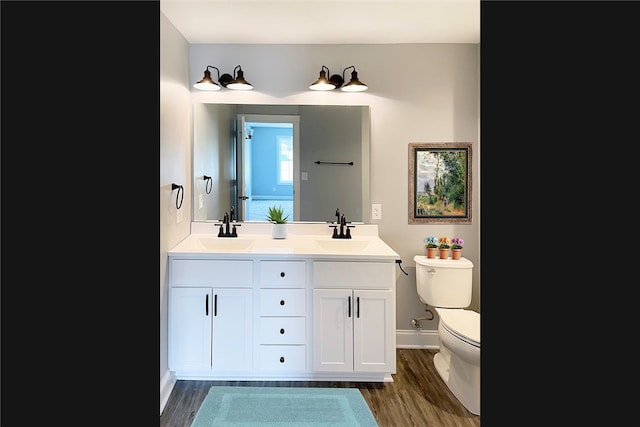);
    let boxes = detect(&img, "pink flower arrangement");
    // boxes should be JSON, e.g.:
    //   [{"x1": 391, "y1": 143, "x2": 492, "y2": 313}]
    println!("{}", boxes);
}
[{"x1": 451, "y1": 237, "x2": 464, "y2": 249}]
